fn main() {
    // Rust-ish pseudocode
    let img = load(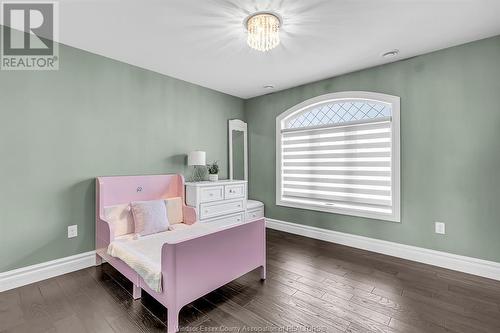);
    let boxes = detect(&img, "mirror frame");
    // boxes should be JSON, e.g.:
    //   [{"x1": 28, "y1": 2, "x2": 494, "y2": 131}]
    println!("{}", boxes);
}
[{"x1": 228, "y1": 119, "x2": 248, "y2": 180}]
